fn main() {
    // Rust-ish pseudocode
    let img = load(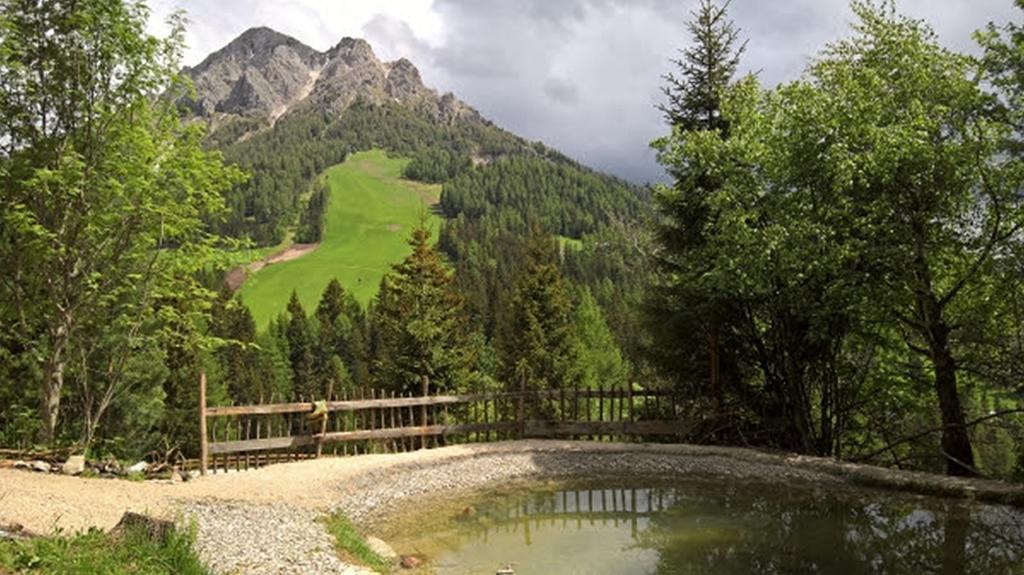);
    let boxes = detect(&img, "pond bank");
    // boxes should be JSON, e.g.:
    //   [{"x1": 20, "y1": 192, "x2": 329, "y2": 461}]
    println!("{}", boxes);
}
[{"x1": 3, "y1": 440, "x2": 1023, "y2": 574}]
